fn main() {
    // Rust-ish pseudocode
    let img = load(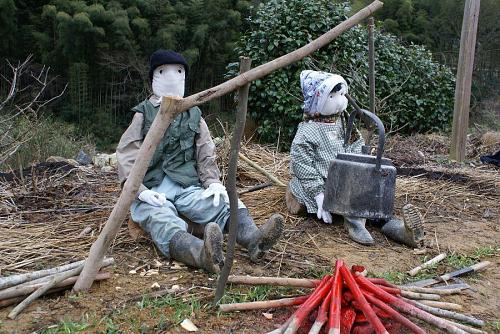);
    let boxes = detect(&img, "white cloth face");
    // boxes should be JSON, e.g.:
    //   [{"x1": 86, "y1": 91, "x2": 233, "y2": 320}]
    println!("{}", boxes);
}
[
  {"x1": 152, "y1": 64, "x2": 186, "y2": 98},
  {"x1": 320, "y1": 85, "x2": 348, "y2": 115}
]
